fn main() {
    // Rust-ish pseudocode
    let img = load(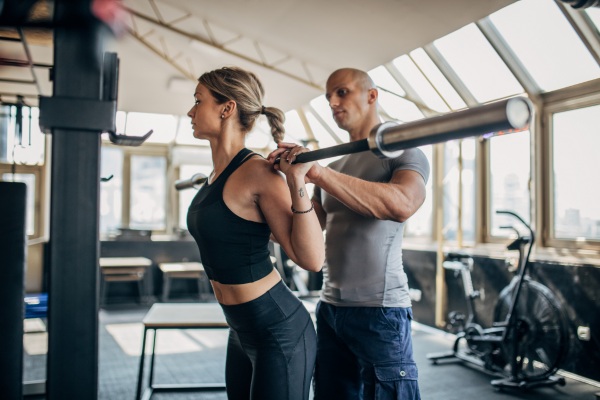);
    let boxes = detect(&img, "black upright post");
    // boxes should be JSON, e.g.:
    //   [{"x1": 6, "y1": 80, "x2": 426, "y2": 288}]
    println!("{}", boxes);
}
[
  {"x1": 46, "y1": 2, "x2": 104, "y2": 399},
  {"x1": 0, "y1": 182, "x2": 26, "y2": 400}
]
